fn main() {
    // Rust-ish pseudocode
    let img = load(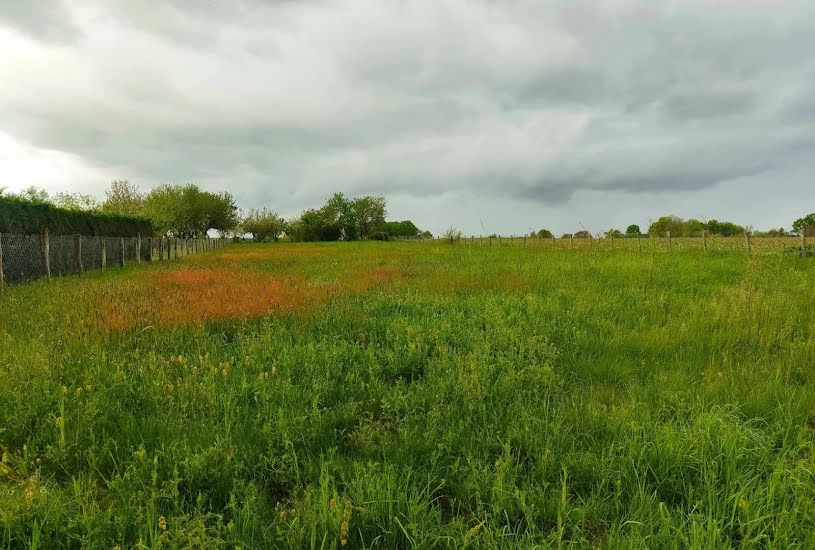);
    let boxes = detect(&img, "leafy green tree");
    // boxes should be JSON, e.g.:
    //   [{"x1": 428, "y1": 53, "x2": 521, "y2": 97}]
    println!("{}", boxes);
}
[
  {"x1": 242, "y1": 209, "x2": 286, "y2": 242},
  {"x1": 142, "y1": 184, "x2": 238, "y2": 237},
  {"x1": 102, "y1": 180, "x2": 144, "y2": 216},
  {"x1": 605, "y1": 229, "x2": 624, "y2": 238},
  {"x1": 682, "y1": 219, "x2": 705, "y2": 237},
  {"x1": 705, "y1": 219, "x2": 745, "y2": 237},
  {"x1": 14, "y1": 186, "x2": 51, "y2": 204},
  {"x1": 625, "y1": 224, "x2": 641, "y2": 237},
  {"x1": 352, "y1": 195, "x2": 387, "y2": 239},
  {"x1": 793, "y1": 214, "x2": 815, "y2": 237},
  {"x1": 535, "y1": 229, "x2": 554, "y2": 238},
  {"x1": 648, "y1": 216, "x2": 684, "y2": 237},
  {"x1": 574, "y1": 230, "x2": 591, "y2": 238},
  {"x1": 372, "y1": 220, "x2": 421, "y2": 240}
]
